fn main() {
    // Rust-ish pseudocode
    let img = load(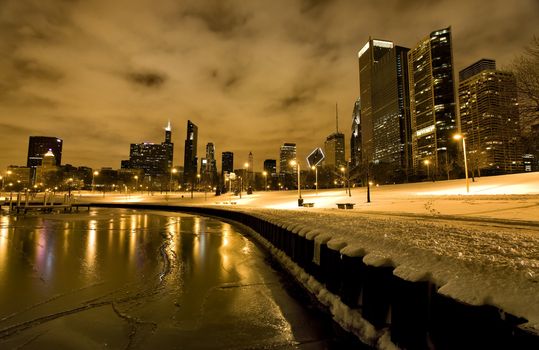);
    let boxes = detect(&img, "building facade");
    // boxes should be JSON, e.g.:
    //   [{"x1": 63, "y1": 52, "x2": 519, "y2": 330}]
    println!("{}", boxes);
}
[
  {"x1": 408, "y1": 27, "x2": 458, "y2": 178},
  {"x1": 324, "y1": 132, "x2": 345, "y2": 169},
  {"x1": 371, "y1": 45, "x2": 412, "y2": 181},
  {"x1": 279, "y1": 143, "x2": 297, "y2": 174},
  {"x1": 124, "y1": 123, "x2": 173, "y2": 188},
  {"x1": 27, "y1": 136, "x2": 63, "y2": 167},
  {"x1": 263, "y1": 159, "x2": 277, "y2": 175},
  {"x1": 458, "y1": 59, "x2": 522, "y2": 174},
  {"x1": 221, "y1": 151, "x2": 234, "y2": 176},
  {"x1": 358, "y1": 38, "x2": 394, "y2": 164},
  {"x1": 201, "y1": 142, "x2": 218, "y2": 187},
  {"x1": 350, "y1": 98, "x2": 362, "y2": 168},
  {"x1": 183, "y1": 120, "x2": 198, "y2": 186}
]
